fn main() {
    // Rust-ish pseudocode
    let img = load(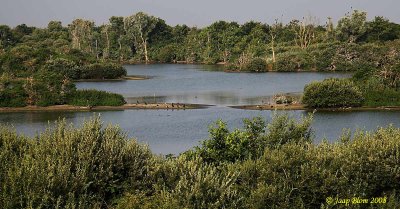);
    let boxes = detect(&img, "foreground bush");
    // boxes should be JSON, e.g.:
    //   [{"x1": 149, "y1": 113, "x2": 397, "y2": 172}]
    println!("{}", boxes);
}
[
  {"x1": 1, "y1": 114, "x2": 400, "y2": 208},
  {"x1": 117, "y1": 113, "x2": 400, "y2": 208},
  {"x1": 190, "y1": 114, "x2": 313, "y2": 163},
  {"x1": 302, "y1": 78, "x2": 364, "y2": 108},
  {"x1": 0, "y1": 116, "x2": 153, "y2": 208},
  {"x1": 67, "y1": 89, "x2": 126, "y2": 106}
]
